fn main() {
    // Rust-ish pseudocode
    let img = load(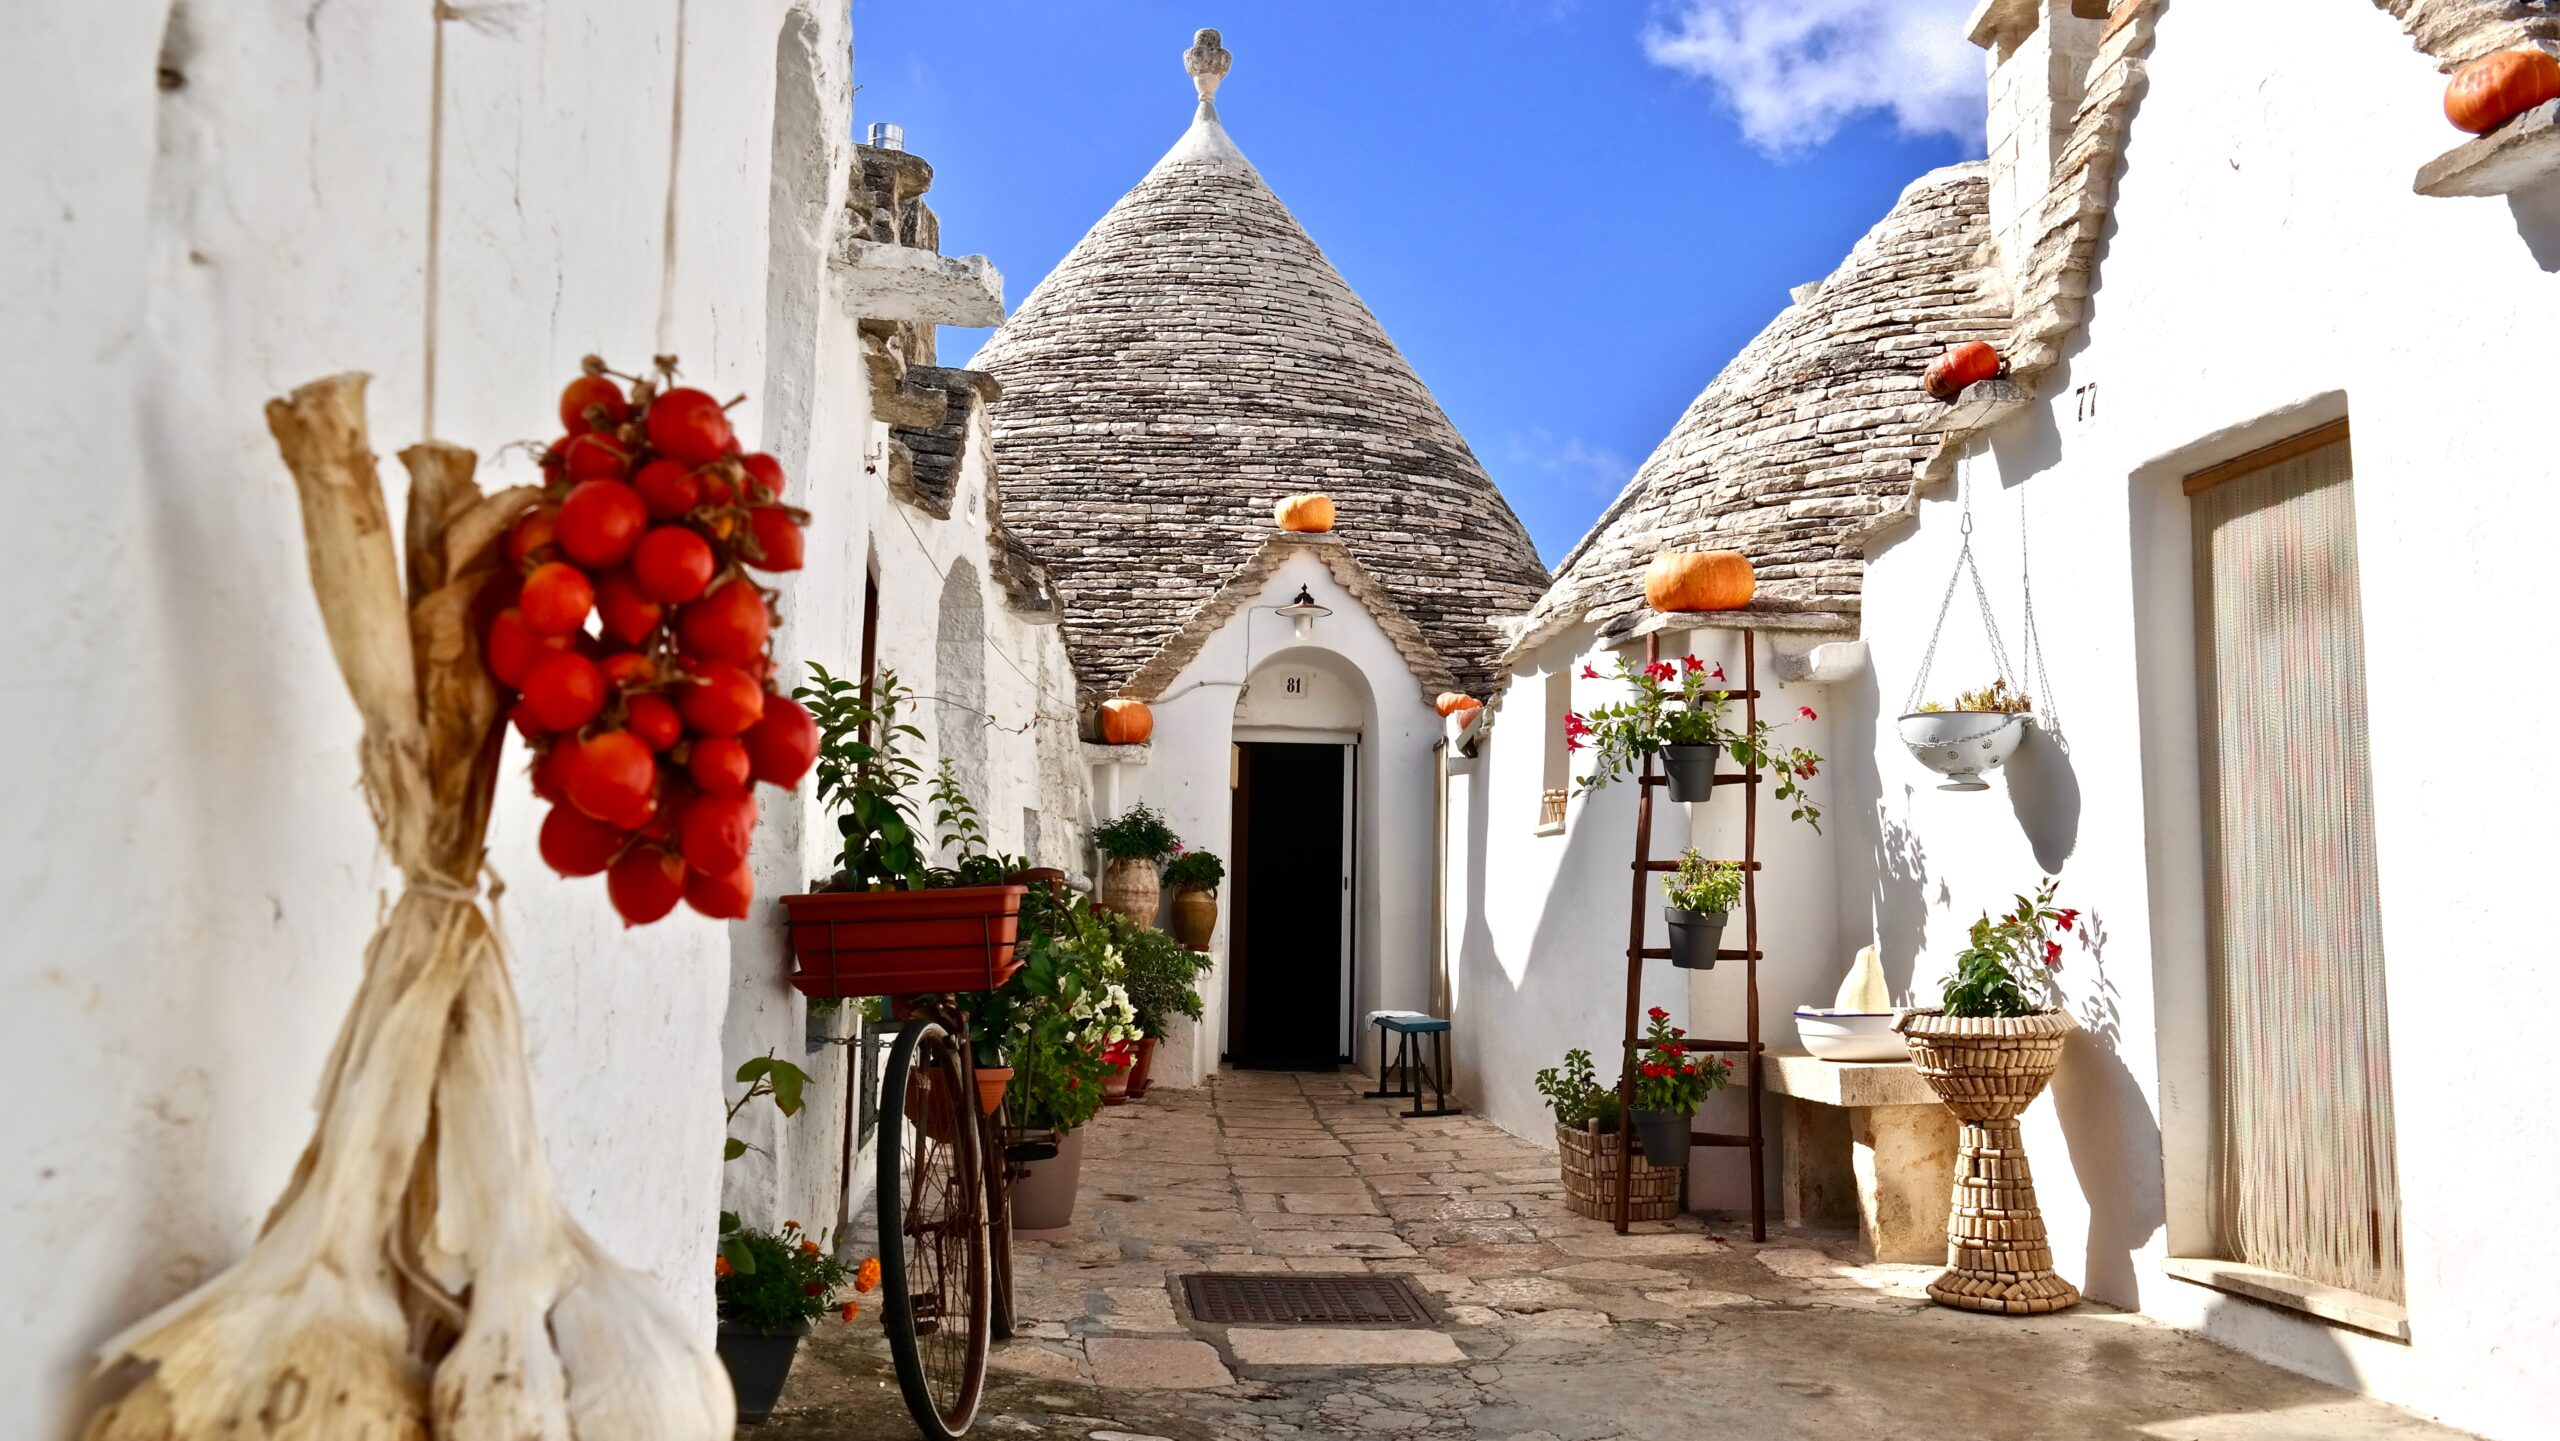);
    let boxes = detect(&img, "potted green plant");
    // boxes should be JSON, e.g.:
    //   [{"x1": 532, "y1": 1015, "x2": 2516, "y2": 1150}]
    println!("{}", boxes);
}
[
  {"x1": 1117, "y1": 915, "x2": 1212, "y2": 1098},
  {"x1": 1662, "y1": 849, "x2": 1743, "y2": 970},
  {"x1": 1568, "y1": 653, "x2": 1824, "y2": 825},
  {"x1": 1898, "y1": 678, "x2": 2033, "y2": 792},
  {"x1": 1893, "y1": 878, "x2": 2082, "y2": 1315},
  {"x1": 777, "y1": 665, "x2": 1029, "y2": 998},
  {"x1": 1627, "y1": 1006, "x2": 1730, "y2": 1169},
  {"x1": 1161, "y1": 845, "x2": 1225, "y2": 949},
  {"x1": 1539, "y1": 1046, "x2": 1674, "y2": 1223},
  {"x1": 987, "y1": 885, "x2": 1128, "y2": 1229},
  {"x1": 1092, "y1": 801, "x2": 1178, "y2": 928},
  {"x1": 713, "y1": 1216, "x2": 873, "y2": 1424}
]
